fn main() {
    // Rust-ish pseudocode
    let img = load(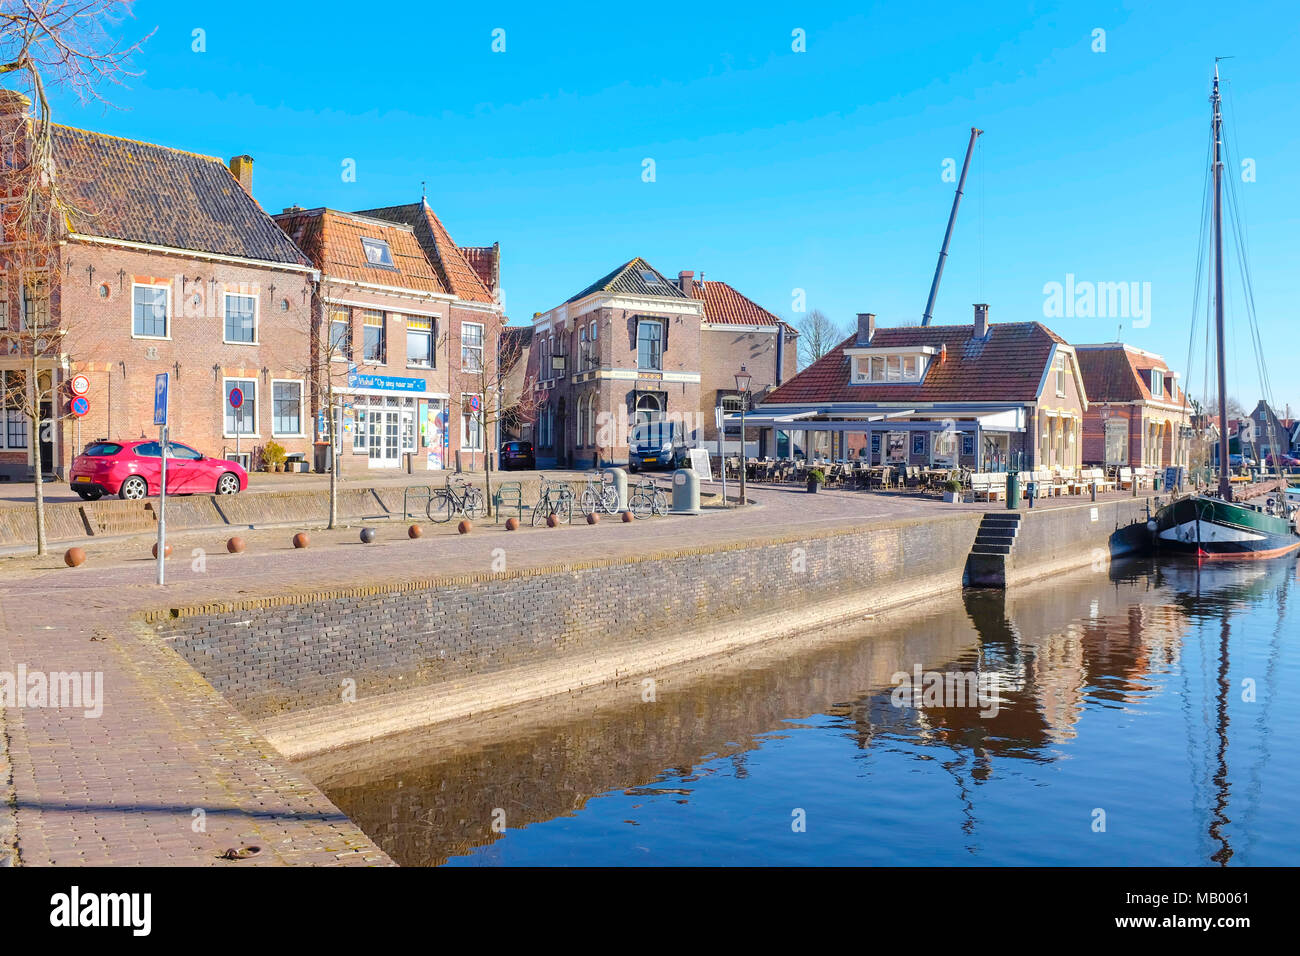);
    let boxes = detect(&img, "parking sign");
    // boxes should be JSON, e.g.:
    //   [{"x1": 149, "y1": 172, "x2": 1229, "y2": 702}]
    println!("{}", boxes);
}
[{"x1": 154, "y1": 373, "x2": 168, "y2": 425}]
